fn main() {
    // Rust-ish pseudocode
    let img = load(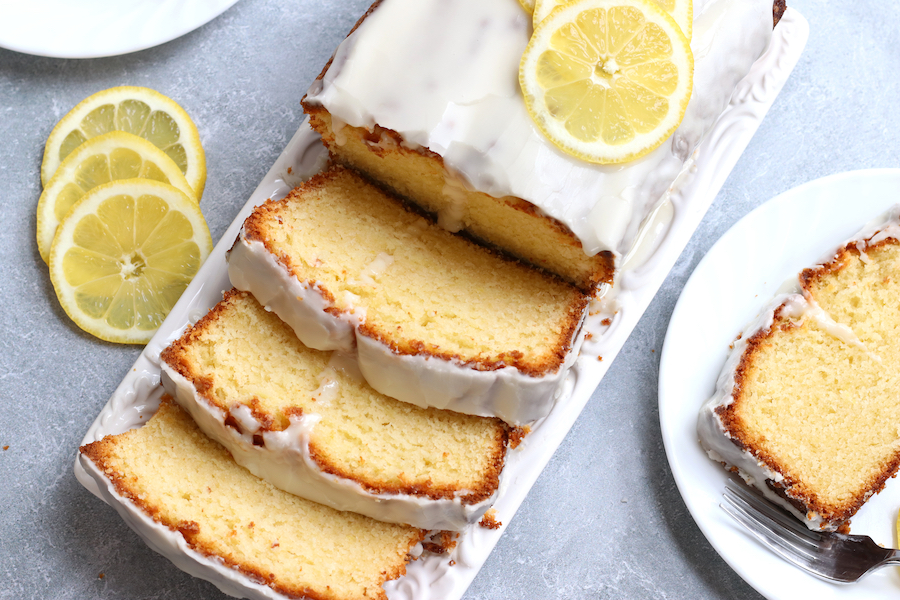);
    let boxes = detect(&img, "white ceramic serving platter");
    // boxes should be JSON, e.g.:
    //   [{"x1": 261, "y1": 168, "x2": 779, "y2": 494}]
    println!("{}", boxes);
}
[
  {"x1": 0, "y1": 0, "x2": 240, "y2": 59},
  {"x1": 660, "y1": 168, "x2": 900, "y2": 600},
  {"x1": 74, "y1": 9, "x2": 808, "y2": 600}
]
